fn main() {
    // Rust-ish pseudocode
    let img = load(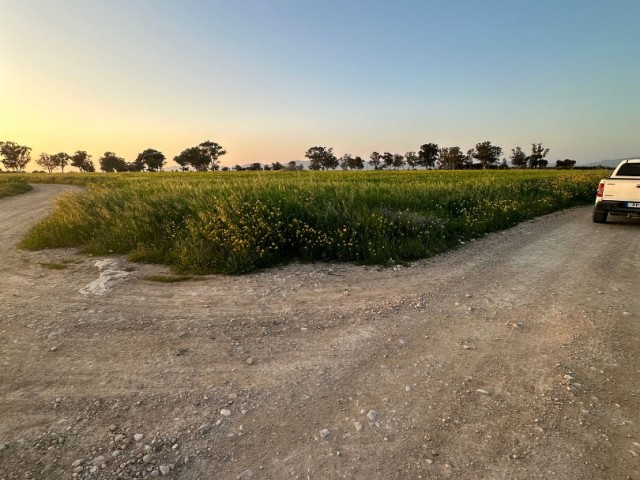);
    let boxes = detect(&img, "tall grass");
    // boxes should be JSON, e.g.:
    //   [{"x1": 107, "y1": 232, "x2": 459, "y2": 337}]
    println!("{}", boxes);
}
[
  {"x1": 20, "y1": 170, "x2": 604, "y2": 273},
  {"x1": 0, "y1": 176, "x2": 32, "y2": 199}
]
